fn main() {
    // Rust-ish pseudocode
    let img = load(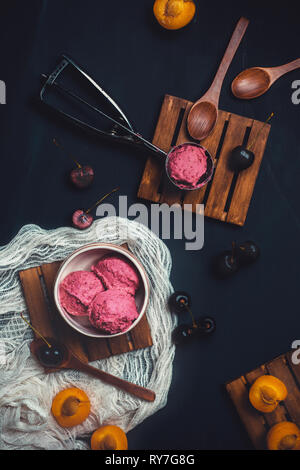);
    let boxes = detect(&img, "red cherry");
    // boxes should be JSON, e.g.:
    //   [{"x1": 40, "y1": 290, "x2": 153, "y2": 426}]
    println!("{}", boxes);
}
[
  {"x1": 70, "y1": 165, "x2": 94, "y2": 189},
  {"x1": 53, "y1": 138, "x2": 94, "y2": 189},
  {"x1": 72, "y1": 210, "x2": 93, "y2": 229},
  {"x1": 72, "y1": 187, "x2": 119, "y2": 230}
]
